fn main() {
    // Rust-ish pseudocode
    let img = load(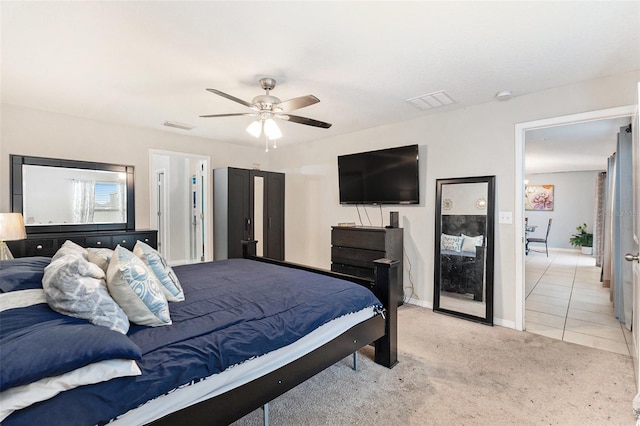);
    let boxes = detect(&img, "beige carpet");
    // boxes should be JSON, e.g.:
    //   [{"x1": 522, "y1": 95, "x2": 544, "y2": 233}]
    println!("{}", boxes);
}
[{"x1": 233, "y1": 304, "x2": 636, "y2": 425}]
